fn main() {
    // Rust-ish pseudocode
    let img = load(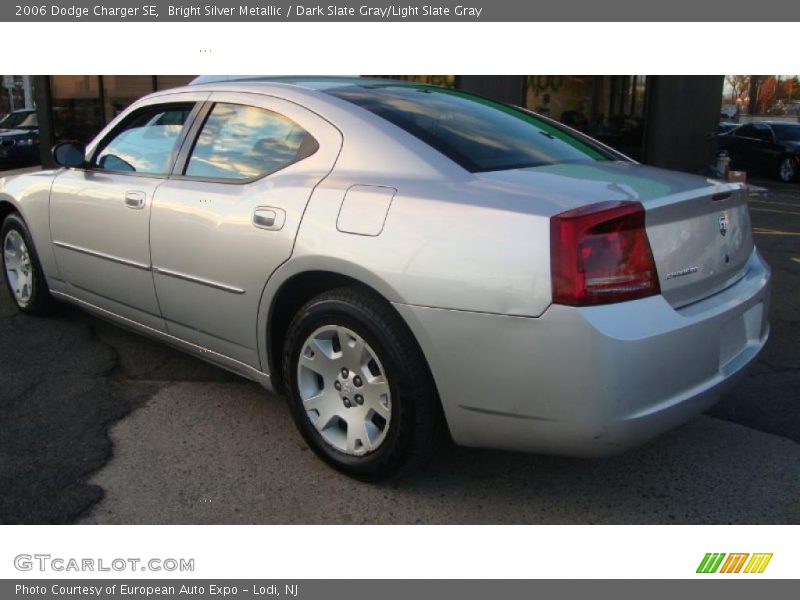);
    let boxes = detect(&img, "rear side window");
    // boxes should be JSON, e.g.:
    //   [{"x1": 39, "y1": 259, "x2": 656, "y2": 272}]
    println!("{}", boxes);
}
[
  {"x1": 326, "y1": 85, "x2": 616, "y2": 172},
  {"x1": 734, "y1": 124, "x2": 760, "y2": 139},
  {"x1": 94, "y1": 105, "x2": 192, "y2": 175},
  {"x1": 184, "y1": 103, "x2": 319, "y2": 181},
  {"x1": 772, "y1": 124, "x2": 800, "y2": 142},
  {"x1": 750, "y1": 125, "x2": 774, "y2": 143}
]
